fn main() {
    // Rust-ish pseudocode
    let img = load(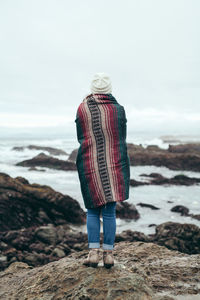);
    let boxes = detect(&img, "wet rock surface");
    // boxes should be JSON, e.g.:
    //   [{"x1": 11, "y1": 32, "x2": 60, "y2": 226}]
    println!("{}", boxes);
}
[
  {"x1": 0, "y1": 241, "x2": 199, "y2": 300},
  {"x1": 16, "y1": 152, "x2": 77, "y2": 171}
]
